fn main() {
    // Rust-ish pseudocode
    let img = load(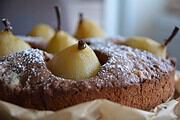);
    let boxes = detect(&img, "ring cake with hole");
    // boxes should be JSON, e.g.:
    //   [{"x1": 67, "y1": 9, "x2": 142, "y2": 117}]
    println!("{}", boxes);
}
[{"x1": 0, "y1": 39, "x2": 175, "y2": 111}]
